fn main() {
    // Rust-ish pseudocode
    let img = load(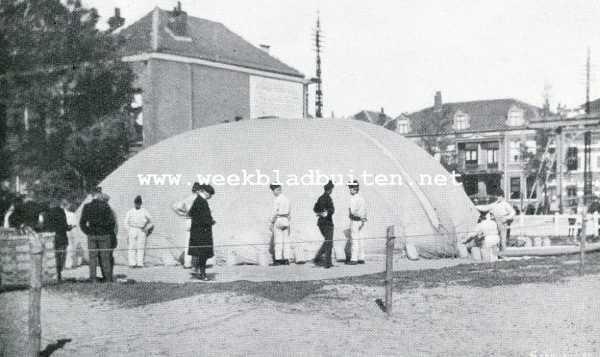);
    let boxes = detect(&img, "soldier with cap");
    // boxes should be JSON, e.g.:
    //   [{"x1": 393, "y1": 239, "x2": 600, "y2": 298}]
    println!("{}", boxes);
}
[
  {"x1": 347, "y1": 180, "x2": 367, "y2": 265},
  {"x1": 172, "y1": 182, "x2": 202, "y2": 268},
  {"x1": 125, "y1": 195, "x2": 153, "y2": 268},
  {"x1": 270, "y1": 182, "x2": 291, "y2": 265},
  {"x1": 188, "y1": 184, "x2": 216, "y2": 280},
  {"x1": 313, "y1": 180, "x2": 335, "y2": 268}
]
